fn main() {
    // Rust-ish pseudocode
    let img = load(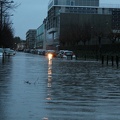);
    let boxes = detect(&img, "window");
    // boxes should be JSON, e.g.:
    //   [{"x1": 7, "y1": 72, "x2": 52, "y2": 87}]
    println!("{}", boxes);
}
[
  {"x1": 70, "y1": 0, "x2": 75, "y2": 6},
  {"x1": 54, "y1": 0, "x2": 58, "y2": 5}
]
